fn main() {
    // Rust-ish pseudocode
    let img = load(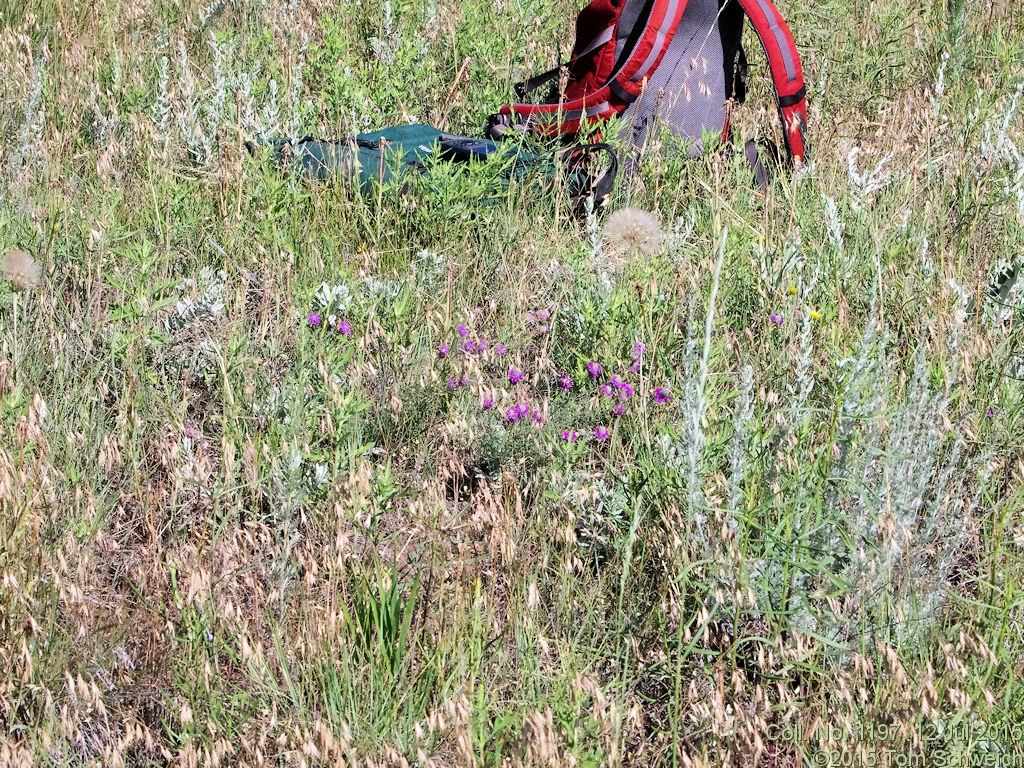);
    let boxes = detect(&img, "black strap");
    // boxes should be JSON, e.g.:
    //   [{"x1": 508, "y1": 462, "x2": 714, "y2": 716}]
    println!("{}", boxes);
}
[
  {"x1": 719, "y1": 0, "x2": 748, "y2": 103},
  {"x1": 745, "y1": 139, "x2": 768, "y2": 191},
  {"x1": 742, "y1": 137, "x2": 782, "y2": 190},
  {"x1": 513, "y1": 27, "x2": 616, "y2": 100},
  {"x1": 561, "y1": 143, "x2": 618, "y2": 214},
  {"x1": 777, "y1": 86, "x2": 806, "y2": 108},
  {"x1": 292, "y1": 135, "x2": 385, "y2": 150},
  {"x1": 514, "y1": 66, "x2": 563, "y2": 100}
]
